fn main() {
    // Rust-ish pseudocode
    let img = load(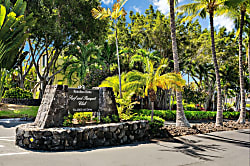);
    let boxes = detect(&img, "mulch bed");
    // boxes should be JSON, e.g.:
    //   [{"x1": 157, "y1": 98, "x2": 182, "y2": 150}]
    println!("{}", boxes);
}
[{"x1": 156, "y1": 121, "x2": 250, "y2": 138}]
